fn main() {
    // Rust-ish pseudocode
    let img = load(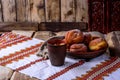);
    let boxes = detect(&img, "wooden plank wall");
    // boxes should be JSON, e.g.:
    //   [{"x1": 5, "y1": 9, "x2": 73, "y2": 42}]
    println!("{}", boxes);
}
[{"x1": 0, "y1": 0, "x2": 88, "y2": 23}]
